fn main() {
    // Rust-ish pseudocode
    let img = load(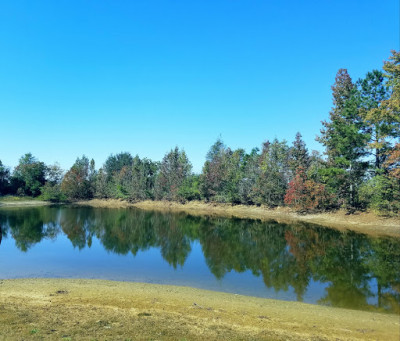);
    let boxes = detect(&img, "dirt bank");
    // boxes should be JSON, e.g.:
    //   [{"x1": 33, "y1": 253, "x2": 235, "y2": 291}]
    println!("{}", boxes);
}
[
  {"x1": 75, "y1": 199, "x2": 400, "y2": 237},
  {"x1": 0, "y1": 278, "x2": 398, "y2": 340}
]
